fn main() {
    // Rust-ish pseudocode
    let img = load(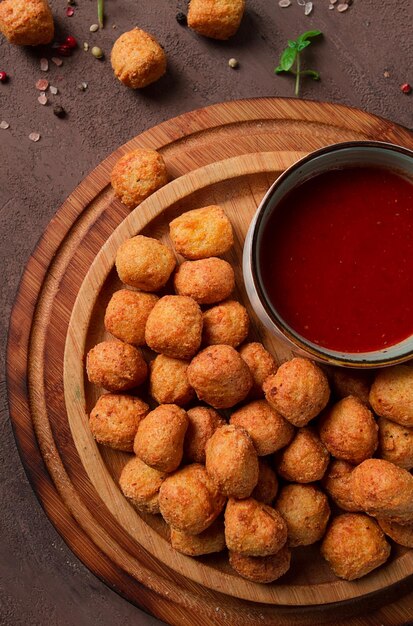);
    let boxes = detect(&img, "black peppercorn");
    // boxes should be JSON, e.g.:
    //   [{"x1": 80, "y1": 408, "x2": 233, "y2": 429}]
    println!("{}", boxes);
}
[
  {"x1": 176, "y1": 11, "x2": 187, "y2": 25},
  {"x1": 53, "y1": 105, "x2": 66, "y2": 118}
]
